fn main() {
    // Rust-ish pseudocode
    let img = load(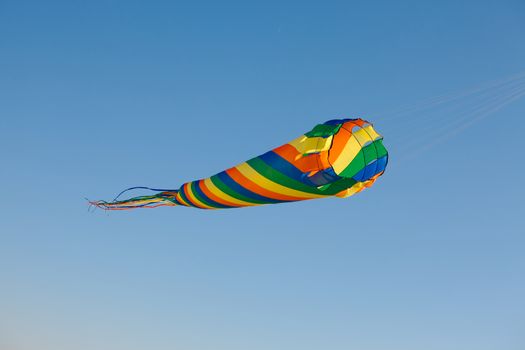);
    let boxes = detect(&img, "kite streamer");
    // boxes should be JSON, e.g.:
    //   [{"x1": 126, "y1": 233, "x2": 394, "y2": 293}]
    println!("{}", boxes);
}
[{"x1": 91, "y1": 118, "x2": 388, "y2": 210}]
